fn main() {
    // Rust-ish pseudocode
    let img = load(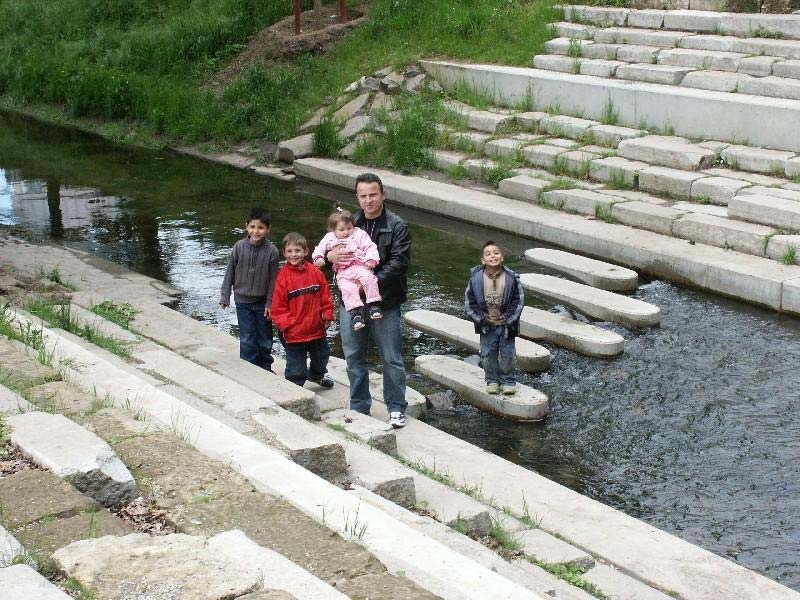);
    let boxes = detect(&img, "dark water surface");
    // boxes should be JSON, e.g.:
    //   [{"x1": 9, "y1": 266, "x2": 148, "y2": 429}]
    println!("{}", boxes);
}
[{"x1": 2, "y1": 112, "x2": 799, "y2": 590}]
